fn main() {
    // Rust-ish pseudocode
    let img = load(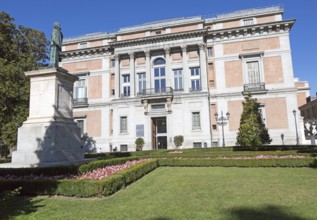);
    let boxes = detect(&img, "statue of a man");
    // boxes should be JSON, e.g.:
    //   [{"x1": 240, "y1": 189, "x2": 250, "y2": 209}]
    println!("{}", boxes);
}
[{"x1": 49, "y1": 22, "x2": 63, "y2": 68}]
